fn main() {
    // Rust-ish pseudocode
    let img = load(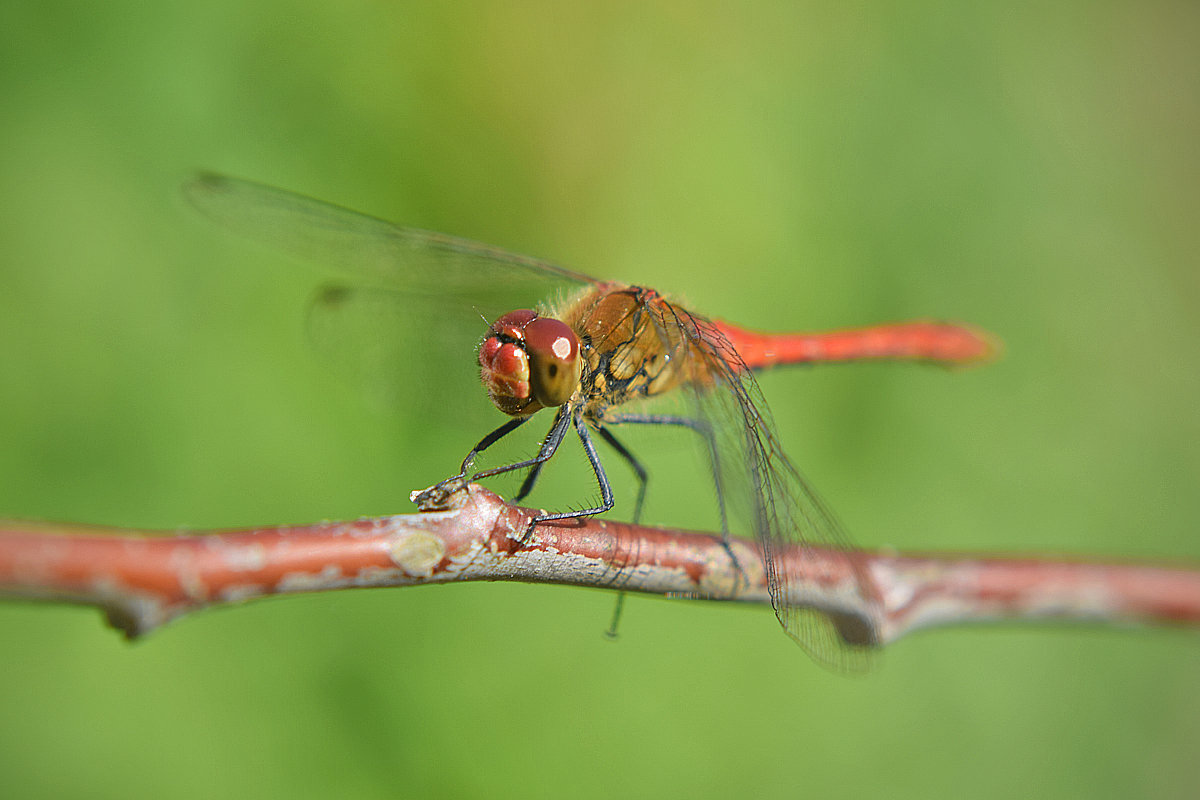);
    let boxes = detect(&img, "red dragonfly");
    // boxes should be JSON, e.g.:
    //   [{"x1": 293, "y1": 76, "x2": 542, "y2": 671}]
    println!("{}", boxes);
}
[{"x1": 185, "y1": 174, "x2": 995, "y2": 670}]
